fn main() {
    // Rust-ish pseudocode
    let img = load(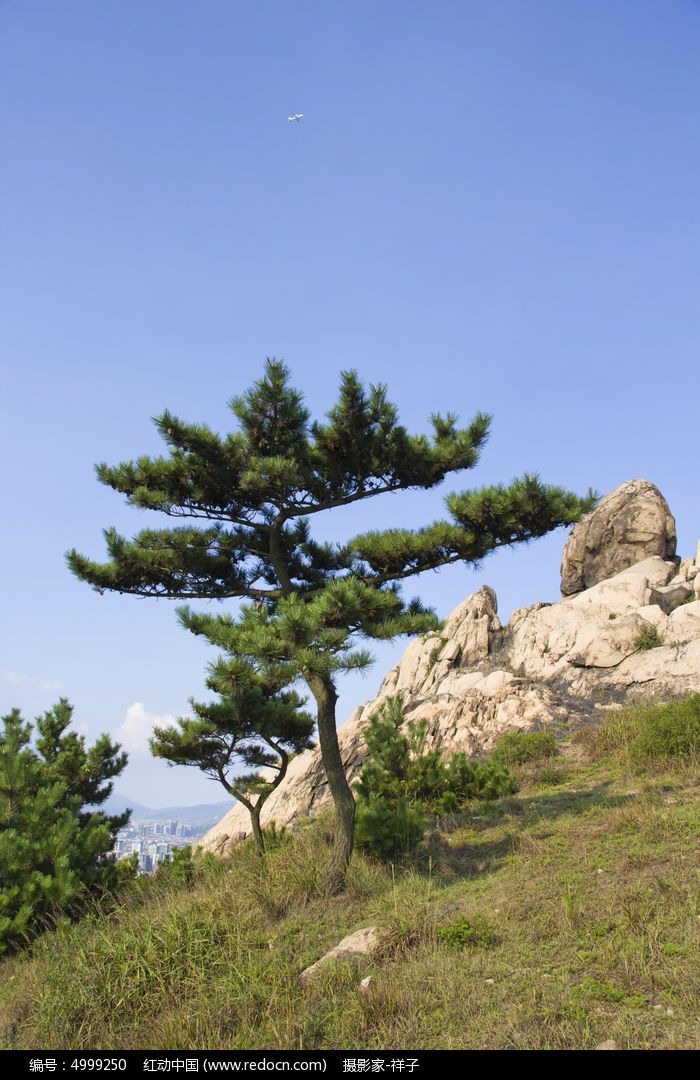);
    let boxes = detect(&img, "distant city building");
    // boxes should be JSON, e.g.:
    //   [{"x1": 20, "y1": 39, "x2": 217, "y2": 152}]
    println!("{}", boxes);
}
[{"x1": 113, "y1": 817, "x2": 204, "y2": 874}]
